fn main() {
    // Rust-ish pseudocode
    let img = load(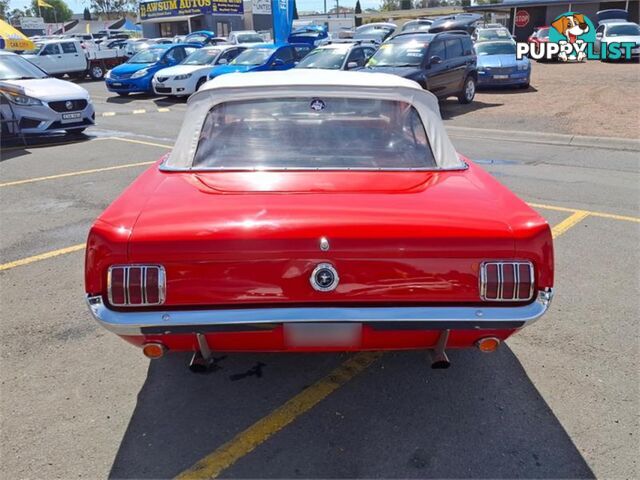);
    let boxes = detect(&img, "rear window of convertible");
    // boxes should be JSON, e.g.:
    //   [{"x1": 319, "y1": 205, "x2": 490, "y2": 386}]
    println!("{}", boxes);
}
[{"x1": 192, "y1": 98, "x2": 437, "y2": 170}]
